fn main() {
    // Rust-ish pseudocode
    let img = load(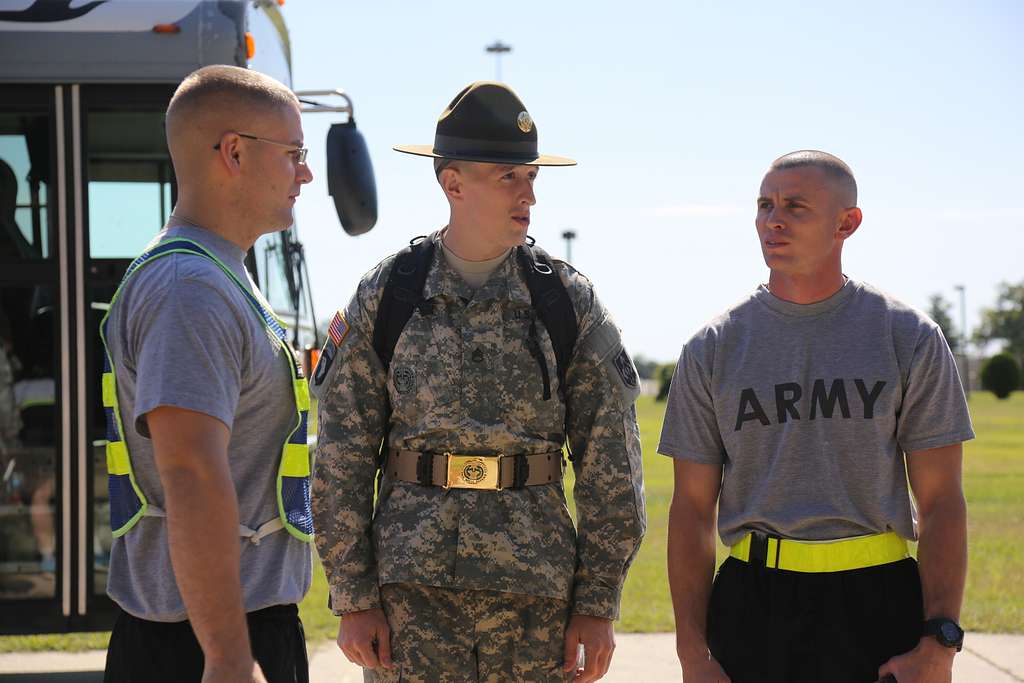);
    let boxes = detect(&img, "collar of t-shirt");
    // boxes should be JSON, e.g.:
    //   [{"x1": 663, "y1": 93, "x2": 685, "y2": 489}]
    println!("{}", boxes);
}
[
  {"x1": 157, "y1": 223, "x2": 258, "y2": 299},
  {"x1": 161, "y1": 223, "x2": 247, "y2": 268},
  {"x1": 441, "y1": 240, "x2": 511, "y2": 290},
  {"x1": 754, "y1": 276, "x2": 858, "y2": 318}
]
